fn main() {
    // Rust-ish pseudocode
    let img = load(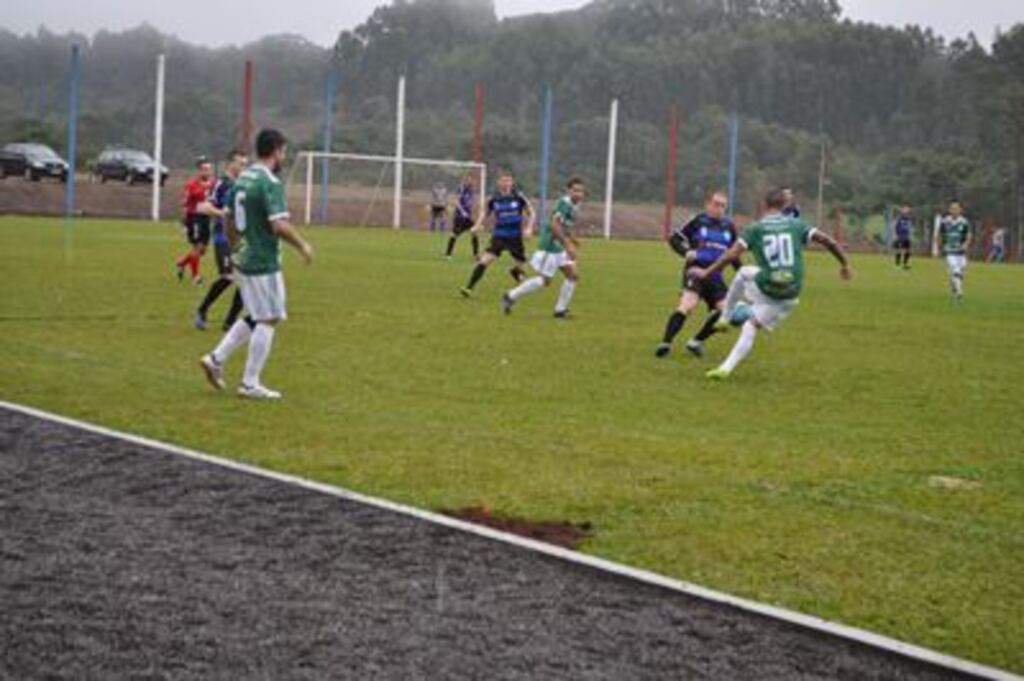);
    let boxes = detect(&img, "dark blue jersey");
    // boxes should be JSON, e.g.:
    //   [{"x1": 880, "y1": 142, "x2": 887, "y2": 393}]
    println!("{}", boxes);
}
[
  {"x1": 783, "y1": 204, "x2": 801, "y2": 218},
  {"x1": 673, "y1": 213, "x2": 738, "y2": 283},
  {"x1": 894, "y1": 215, "x2": 913, "y2": 240},
  {"x1": 487, "y1": 190, "x2": 531, "y2": 238},
  {"x1": 456, "y1": 183, "x2": 475, "y2": 219},
  {"x1": 210, "y1": 174, "x2": 234, "y2": 240}
]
